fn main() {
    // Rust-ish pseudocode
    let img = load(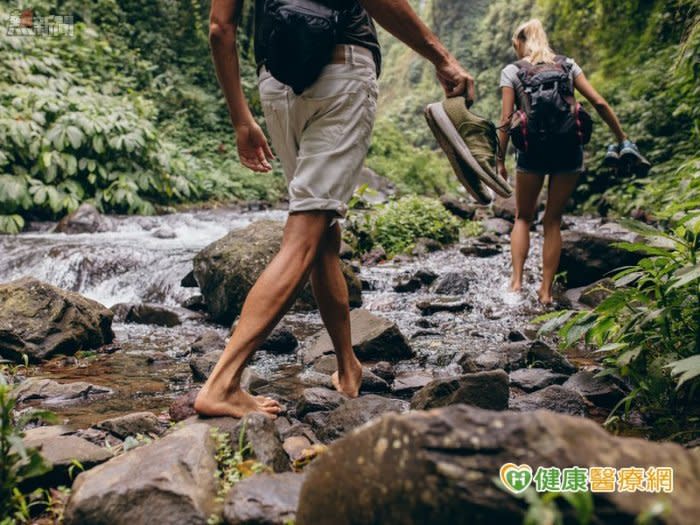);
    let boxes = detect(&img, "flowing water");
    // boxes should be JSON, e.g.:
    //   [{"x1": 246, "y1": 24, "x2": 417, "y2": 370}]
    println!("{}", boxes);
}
[{"x1": 0, "y1": 207, "x2": 600, "y2": 429}]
